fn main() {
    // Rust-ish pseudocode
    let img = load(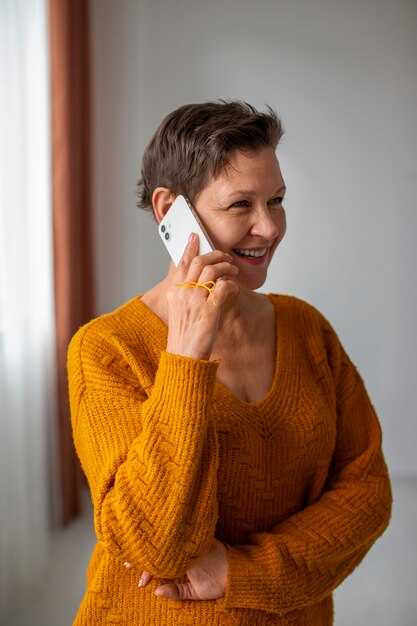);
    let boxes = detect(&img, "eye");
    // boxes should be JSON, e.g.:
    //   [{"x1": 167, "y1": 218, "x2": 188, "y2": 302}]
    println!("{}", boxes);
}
[
  {"x1": 268, "y1": 196, "x2": 284, "y2": 205},
  {"x1": 229, "y1": 200, "x2": 250, "y2": 209}
]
